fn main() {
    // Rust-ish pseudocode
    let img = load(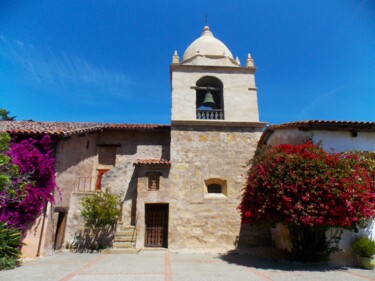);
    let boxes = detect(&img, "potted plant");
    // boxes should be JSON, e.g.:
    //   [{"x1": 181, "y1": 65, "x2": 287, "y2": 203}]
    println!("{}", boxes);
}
[{"x1": 352, "y1": 236, "x2": 375, "y2": 269}]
